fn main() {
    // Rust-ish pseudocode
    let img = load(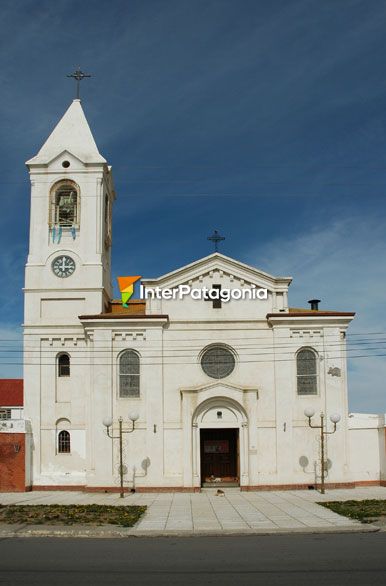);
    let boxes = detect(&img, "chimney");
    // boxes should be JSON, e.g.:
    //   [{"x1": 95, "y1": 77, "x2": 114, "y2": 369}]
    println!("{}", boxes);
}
[{"x1": 308, "y1": 299, "x2": 321, "y2": 311}]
